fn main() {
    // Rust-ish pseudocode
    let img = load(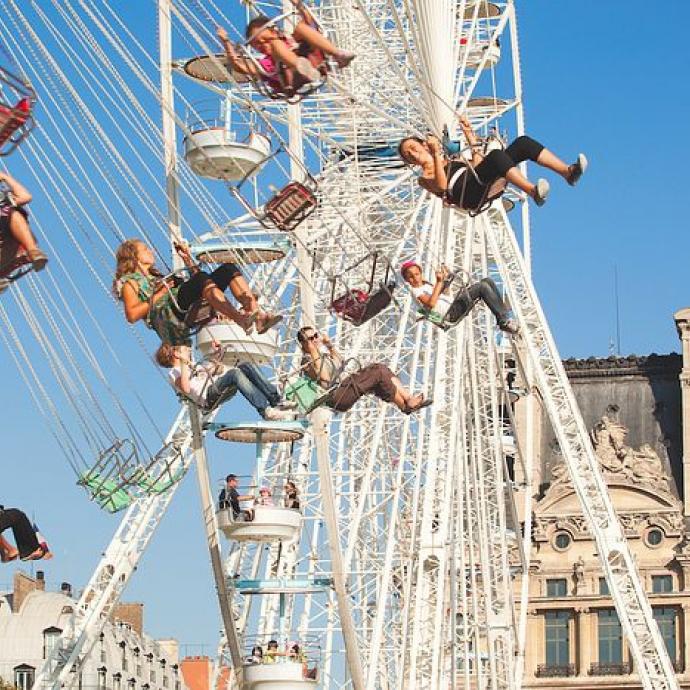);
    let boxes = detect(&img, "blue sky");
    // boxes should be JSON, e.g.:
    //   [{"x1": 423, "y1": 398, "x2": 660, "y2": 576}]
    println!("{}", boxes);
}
[{"x1": 1, "y1": 0, "x2": 690, "y2": 657}]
